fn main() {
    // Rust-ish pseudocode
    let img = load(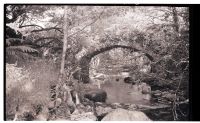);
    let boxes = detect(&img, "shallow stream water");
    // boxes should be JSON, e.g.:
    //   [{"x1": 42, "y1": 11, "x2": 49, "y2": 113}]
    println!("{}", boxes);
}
[{"x1": 101, "y1": 76, "x2": 151, "y2": 105}]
